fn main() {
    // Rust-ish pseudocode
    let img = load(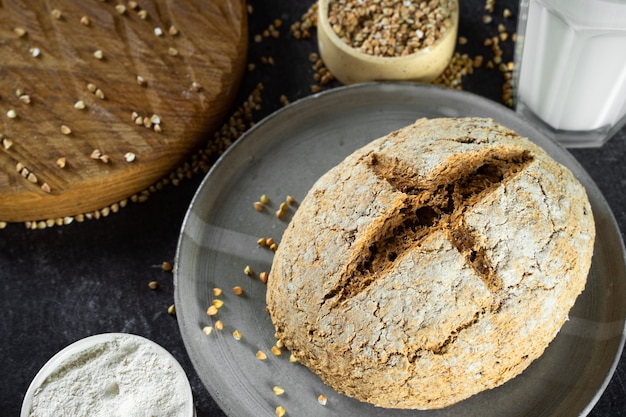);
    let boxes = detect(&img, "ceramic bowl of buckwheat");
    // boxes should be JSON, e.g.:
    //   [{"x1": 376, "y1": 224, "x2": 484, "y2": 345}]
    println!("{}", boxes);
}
[{"x1": 317, "y1": 0, "x2": 459, "y2": 84}]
